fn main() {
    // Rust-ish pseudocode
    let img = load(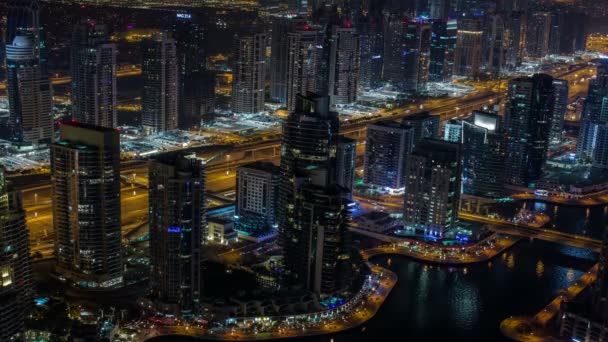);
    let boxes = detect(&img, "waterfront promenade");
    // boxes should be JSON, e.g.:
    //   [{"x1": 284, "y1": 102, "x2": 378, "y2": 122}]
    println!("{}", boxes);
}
[
  {"x1": 500, "y1": 264, "x2": 599, "y2": 341},
  {"x1": 133, "y1": 264, "x2": 396, "y2": 341},
  {"x1": 361, "y1": 233, "x2": 521, "y2": 264},
  {"x1": 130, "y1": 232, "x2": 520, "y2": 341}
]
